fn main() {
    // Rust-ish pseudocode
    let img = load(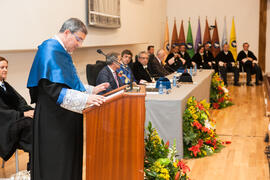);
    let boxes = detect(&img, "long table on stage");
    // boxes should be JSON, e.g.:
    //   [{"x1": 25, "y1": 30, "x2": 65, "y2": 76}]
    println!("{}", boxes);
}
[{"x1": 145, "y1": 70, "x2": 214, "y2": 158}]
